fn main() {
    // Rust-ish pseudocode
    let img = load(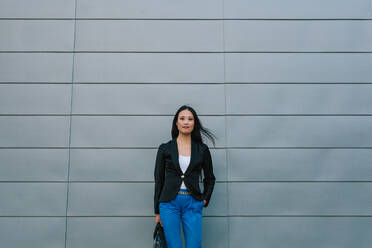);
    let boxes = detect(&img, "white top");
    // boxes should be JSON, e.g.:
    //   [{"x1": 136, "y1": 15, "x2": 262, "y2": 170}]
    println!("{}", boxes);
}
[{"x1": 179, "y1": 155, "x2": 190, "y2": 190}]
